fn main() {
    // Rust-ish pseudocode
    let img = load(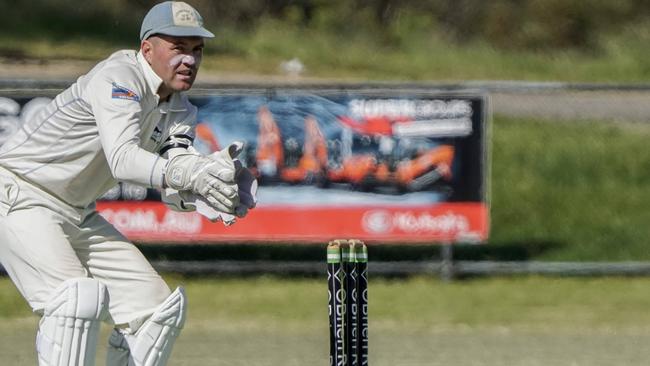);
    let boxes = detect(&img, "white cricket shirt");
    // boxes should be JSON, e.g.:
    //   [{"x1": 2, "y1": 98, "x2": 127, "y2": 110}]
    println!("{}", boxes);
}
[{"x1": 0, "y1": 50, "x2": 196, "y2": 208}]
